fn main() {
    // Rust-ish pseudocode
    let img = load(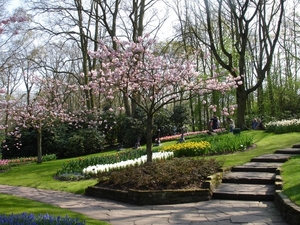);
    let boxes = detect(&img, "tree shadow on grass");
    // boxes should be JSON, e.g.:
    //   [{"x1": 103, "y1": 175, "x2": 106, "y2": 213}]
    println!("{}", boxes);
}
[{"x1": 283, "y1": 183, "x2": 300, "y2": 205}]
